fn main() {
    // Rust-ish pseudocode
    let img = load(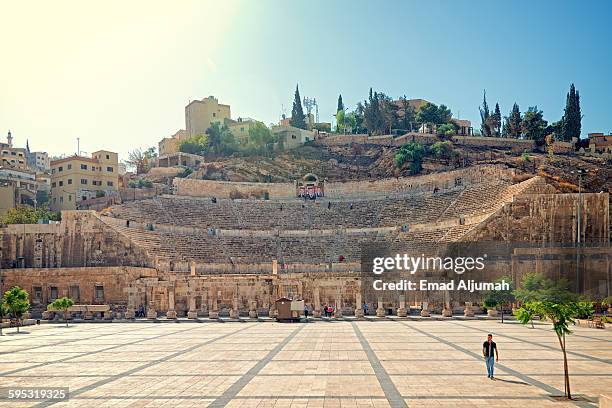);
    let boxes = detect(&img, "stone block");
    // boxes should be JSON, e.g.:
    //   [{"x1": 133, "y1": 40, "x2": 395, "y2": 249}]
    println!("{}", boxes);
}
[
  {"x1": 147, "y1": 309, "x2": 157, "y2": 319},
  {"x1": 187, "y1": 310, "x2": 198, "y2": 319},
  {"x1": 397, "y1": 308, "x2": 407, "y2": 317},
  {"x1": 166, "y1": 310, "x2": 177, "y2": 319},
  {"x1": 376, "y1": 307, "x2": 386, "y2": 317}
]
